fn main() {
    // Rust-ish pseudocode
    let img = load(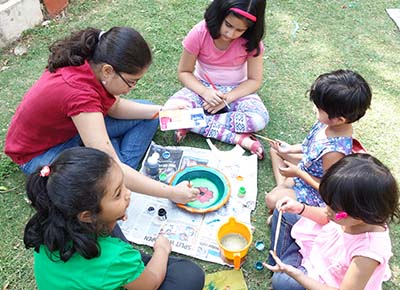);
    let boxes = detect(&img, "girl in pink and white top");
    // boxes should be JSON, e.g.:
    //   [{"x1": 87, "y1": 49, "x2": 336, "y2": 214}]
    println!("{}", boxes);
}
[
  {"x1": 164, "y1": 0, "x2": 269, "y2": 159},
  {"x1": 266, "y1": 153, "x2": 399, "y2": 290}
]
